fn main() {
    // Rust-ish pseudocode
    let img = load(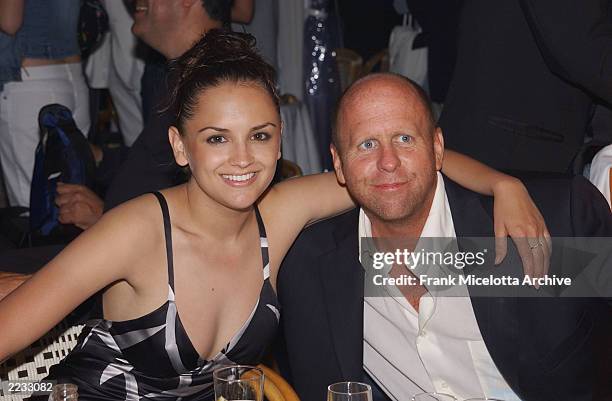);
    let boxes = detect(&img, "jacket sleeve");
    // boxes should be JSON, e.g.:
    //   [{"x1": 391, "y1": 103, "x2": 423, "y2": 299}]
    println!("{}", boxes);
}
[
  {"x1": 103, "y1": 137, "x2": 181, "y2": 211},
  {"x1": 570, "y1": 175, "x2": 612, "y2": 236},
  {"x1": 519, "y1": 0, "x2": 612, "y2": 105}
]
